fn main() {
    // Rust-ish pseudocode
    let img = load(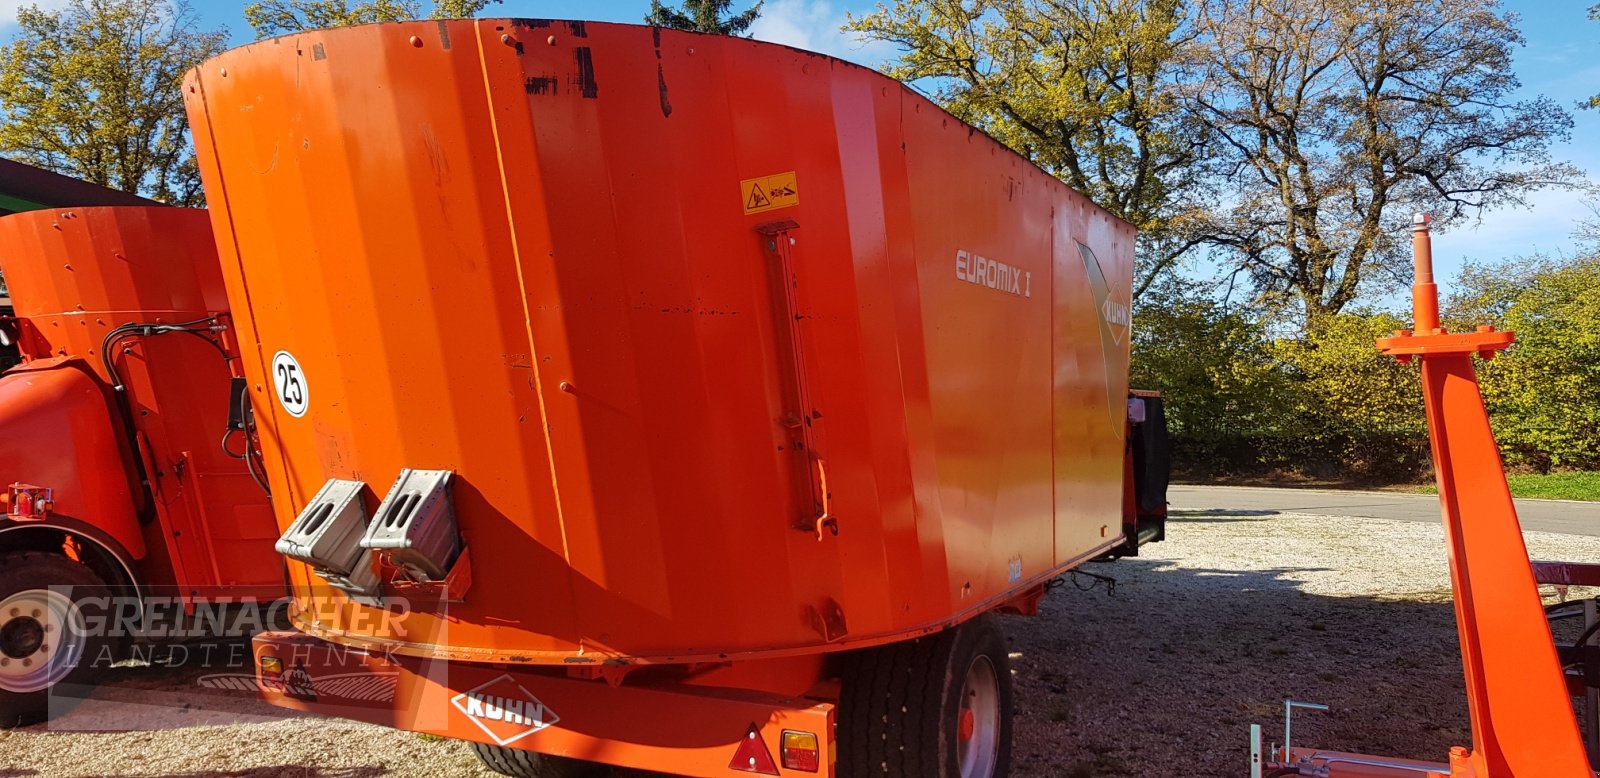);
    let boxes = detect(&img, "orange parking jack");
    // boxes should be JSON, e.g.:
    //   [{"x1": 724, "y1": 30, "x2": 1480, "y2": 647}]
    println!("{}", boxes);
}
[{"x1": 1253, "y1": 213, "x2": 1591, "y2": 777}]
